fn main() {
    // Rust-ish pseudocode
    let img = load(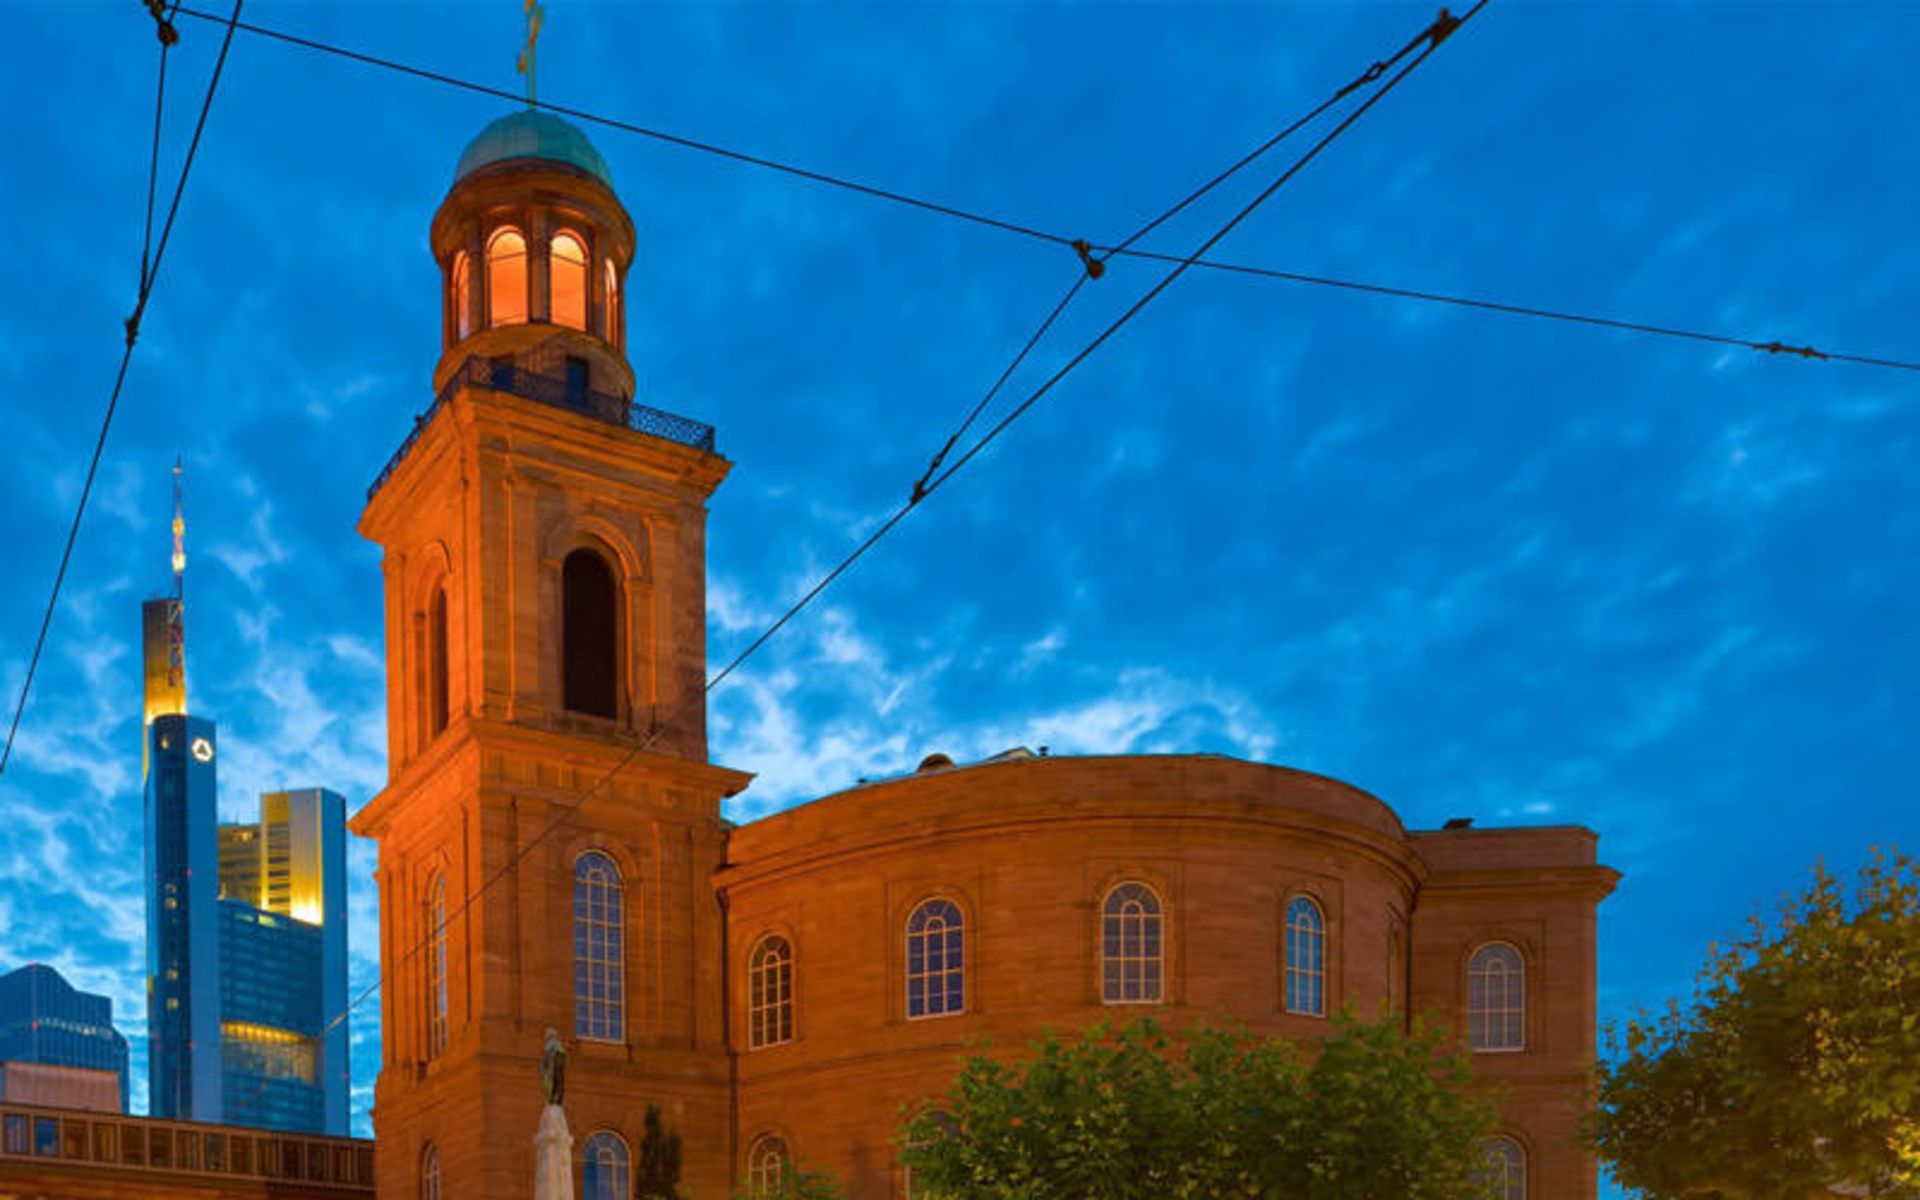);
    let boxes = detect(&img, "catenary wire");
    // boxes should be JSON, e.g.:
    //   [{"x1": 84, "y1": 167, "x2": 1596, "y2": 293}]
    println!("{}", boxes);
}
[
  {"x1": 168, "y1": 3, "x2": 1073, "y2": 251},
  {"x1": 280, "y1": 5, "x2": 1477, "y2": 1059},
  {"x1": 169, "y1": 5, "x2": 1915, "y2": 375},
  {"x1": 1097, "y1": 249, "x2": 1920, "y2": 372},
  {"x1": 0, "y1": 0, "x2": 245, "y2": 778},
  {"x1": 907, "y1": 16, "x2": 1426, "y2": 501}
]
